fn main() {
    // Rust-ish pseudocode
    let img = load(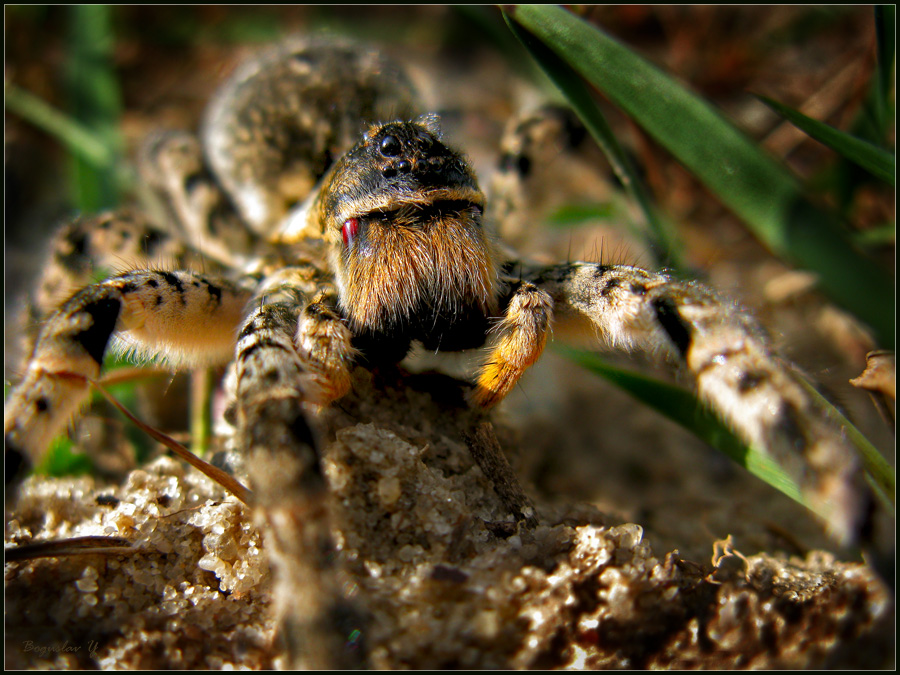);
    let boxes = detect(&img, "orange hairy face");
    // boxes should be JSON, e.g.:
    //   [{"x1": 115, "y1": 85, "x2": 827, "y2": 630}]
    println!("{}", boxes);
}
[{"x1": 315, "y1": 117, "x2": 500, "y2": 351}]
